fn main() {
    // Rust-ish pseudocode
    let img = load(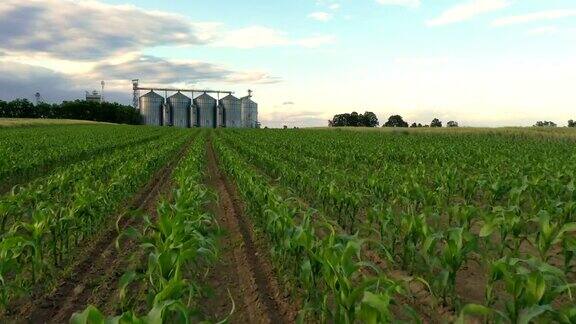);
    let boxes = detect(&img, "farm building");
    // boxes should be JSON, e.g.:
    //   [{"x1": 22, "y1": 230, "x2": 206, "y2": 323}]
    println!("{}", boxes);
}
[{"x1": 135, "y1": 80, "x2": 258, "y2": 128}]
